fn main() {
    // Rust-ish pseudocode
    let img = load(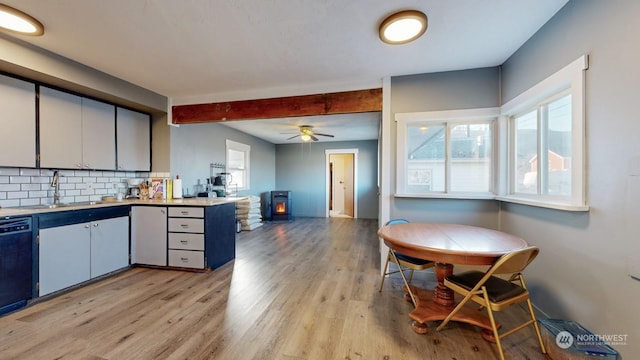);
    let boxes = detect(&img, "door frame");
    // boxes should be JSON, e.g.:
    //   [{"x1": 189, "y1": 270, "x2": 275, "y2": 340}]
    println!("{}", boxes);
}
[{"x1": 325, "y1": 148, "x2": 359, "y2": 218}]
